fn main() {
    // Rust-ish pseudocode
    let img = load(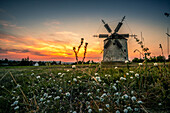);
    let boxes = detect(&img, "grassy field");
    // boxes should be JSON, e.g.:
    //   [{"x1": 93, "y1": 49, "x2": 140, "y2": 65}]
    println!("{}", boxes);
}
[{"x1": 0, "y1": 63, "x2": 169, "y2": 113}]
